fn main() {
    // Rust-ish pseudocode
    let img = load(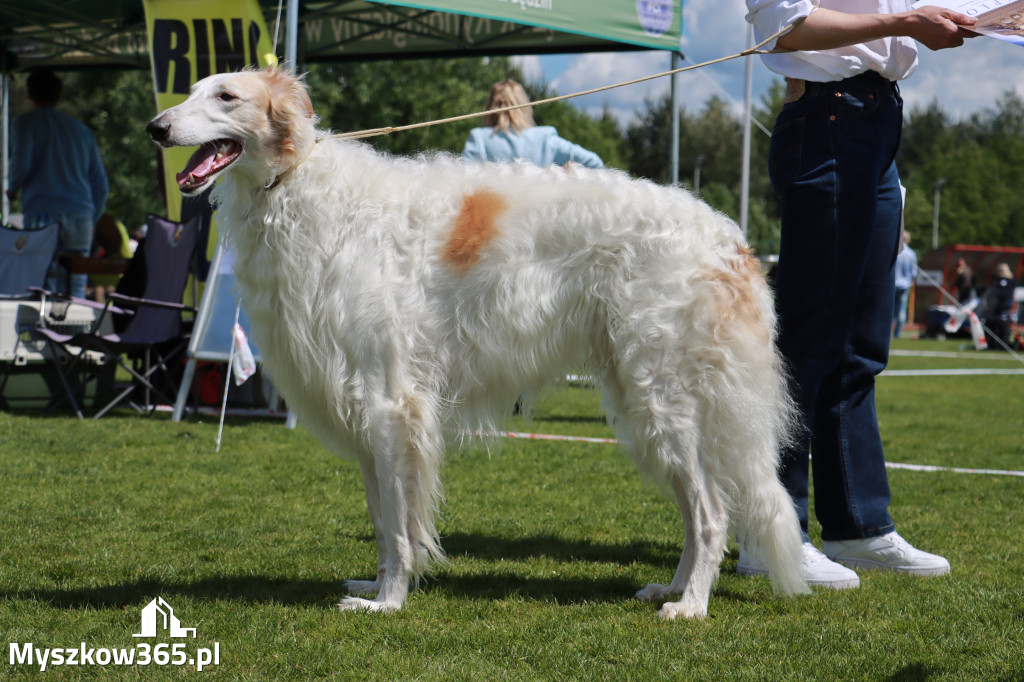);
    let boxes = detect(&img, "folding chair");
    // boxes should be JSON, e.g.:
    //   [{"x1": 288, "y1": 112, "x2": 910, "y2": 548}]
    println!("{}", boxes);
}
[
  {"x1": 0, "y1": 222, "x2": 60, "y2": 296},
  {"x1": 1, "y1": 222, "x2": 62, "y2": 406},
  {"x1": 34, "y1": 215, "x2": 200, "y2": 418}
]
